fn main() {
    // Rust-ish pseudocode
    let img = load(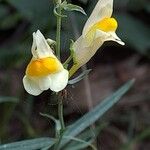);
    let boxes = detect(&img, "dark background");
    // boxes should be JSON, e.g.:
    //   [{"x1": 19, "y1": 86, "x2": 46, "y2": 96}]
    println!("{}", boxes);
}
[{"x1": 0, "y1": 0, "x2": 150, "y2": 149}]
